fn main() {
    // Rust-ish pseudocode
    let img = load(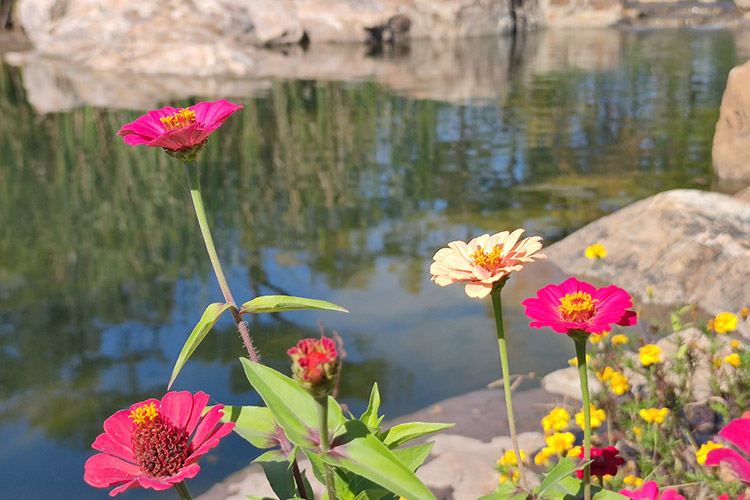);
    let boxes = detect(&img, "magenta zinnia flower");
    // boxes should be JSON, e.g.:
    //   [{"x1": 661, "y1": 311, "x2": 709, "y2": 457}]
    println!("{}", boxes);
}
[
  {"x1": 619, "y1": 482, "x2": 685, "y2": 500},
  {"x1": 706, "y1": 416, "x2": 750, "y2": 484},
  {"x1": 574, "y1": 446, "x2": 625, "y2": 478},
  {"x1": 522, "y1": 277, "x2": 637, "y2": 336},
  {"x1": 117, "y1": 99, "x2": 243, "y2": 150},
  {"x1": 84, "y1": 391, "x2": 234, "y2": 496},
  {"x1": 430, "y1": 229, "x2": 546, "y2": 299},
  {"x1": 288, "y1": 337, "x2": 339, "y2": 398}
]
